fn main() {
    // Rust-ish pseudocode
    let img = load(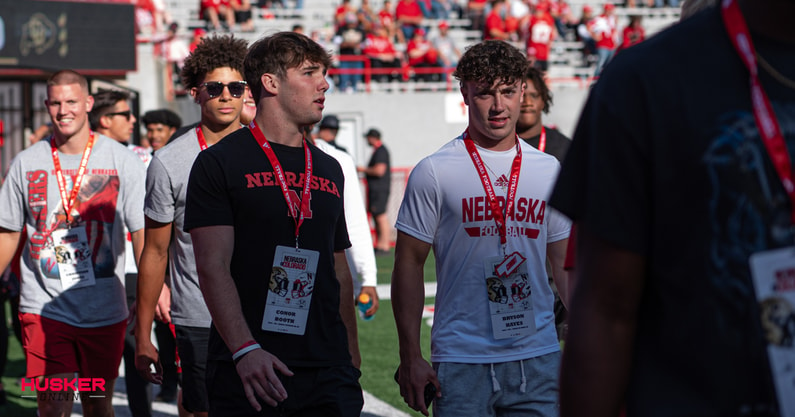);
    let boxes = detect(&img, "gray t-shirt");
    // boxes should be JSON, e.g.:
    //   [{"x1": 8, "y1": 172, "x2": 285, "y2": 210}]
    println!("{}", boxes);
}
[
  {"x1": 145, "y1": 129, "x2": 211, "y2": 328},
  {"x1": 0, "y1": 135, "x2": 146, "y2": 327}
]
